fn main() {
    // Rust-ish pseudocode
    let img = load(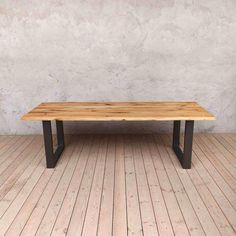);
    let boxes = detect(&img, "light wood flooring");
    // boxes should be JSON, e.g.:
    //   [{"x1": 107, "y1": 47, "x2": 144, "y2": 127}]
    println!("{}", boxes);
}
[{"x1": 0, "y1": 133, "x2": 236, "y2": 236}]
